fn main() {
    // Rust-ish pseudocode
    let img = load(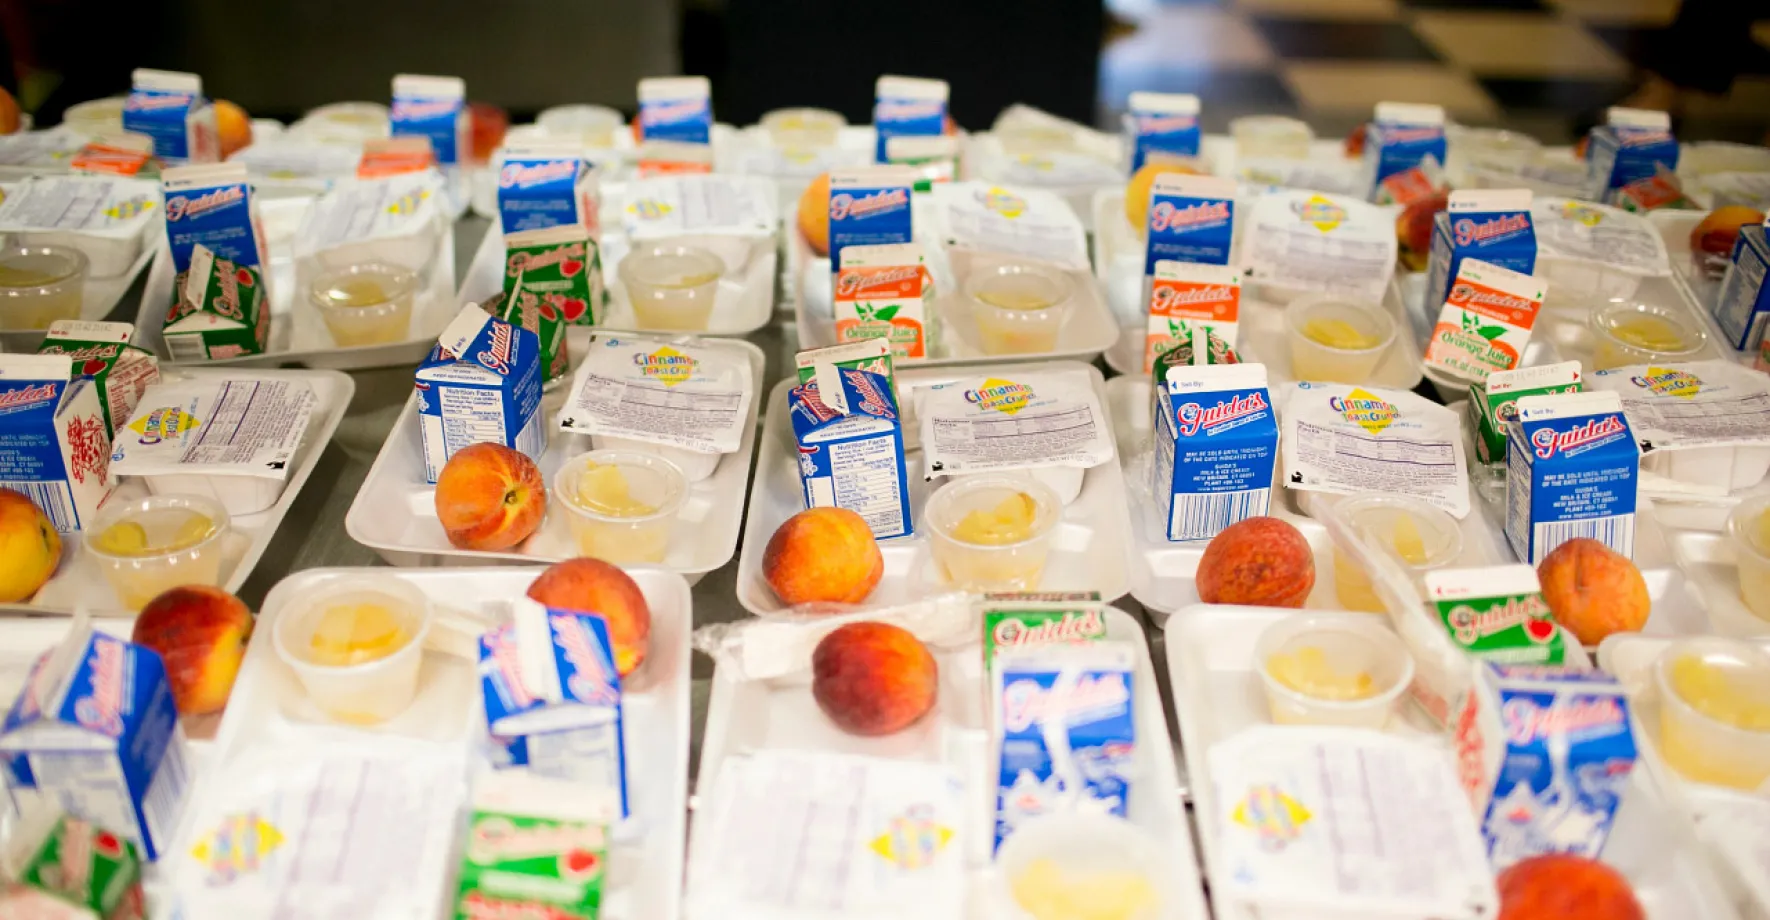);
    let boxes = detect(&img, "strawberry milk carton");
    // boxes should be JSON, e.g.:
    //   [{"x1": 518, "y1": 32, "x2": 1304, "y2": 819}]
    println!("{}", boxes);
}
[
  {"x1": 0, "y1": 355, "x2": 113, "y2": 533},
  {"x1": 1124, "y1": 92, "x2": 1200, "y2": 174},
  {"x1": 1422, "y1": 189, "x2": 1537, "y2": 321},
  {"x1": 1152, "y1": 363, "x2": 1277, "y2": 542},
  {"x1": 1423, "y1": 258, "x2": 1548, "y2": 384},
  {"x1": 834, "y1": 241, "x2": 928, "y2": 359},
  {"x1": 873, "y1": 75, "x2": 948, "y2": 164},
  {"x1": 828, "y1": 166, "x2": 916, "y2": 272},
  {"x1": 1145, "y1": 260, "x2": 1240, "y2": 372},
  {"x1": 120, "y1": 69, "x2": 217, "y2": 166},
  {"x1": 1362, "y1": 102, "x2": 1446, "y2": 205},
  {"x1": 1587, "y1": 108, "x2": 1679, "y2": 207},
  {"x1": 35, "y1": 321, "x2": 160, "y2": 439},
  {"x1": 496, "y1": 143, "x2": 600, "y2": 236},
  {"x1": 1504, "y1": 391, "x2": 1640, "y2": 563},
  {"x1": 637, "y1": 77, "x2": 713, "y2": 145},
  {"x1": 414, "y1": 305, "x2": 544, "y2": 484}
]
